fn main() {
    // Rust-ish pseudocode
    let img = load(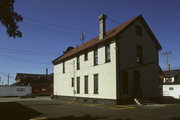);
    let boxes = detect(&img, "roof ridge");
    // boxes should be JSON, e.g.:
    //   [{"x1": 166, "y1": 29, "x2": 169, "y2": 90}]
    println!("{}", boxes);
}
[
  {"x1": 17, "y1": 73, "x2": 48, "y2": 76},
  {"x1": 52, "y1": 15, "x2": 161, "y2": 65}
]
